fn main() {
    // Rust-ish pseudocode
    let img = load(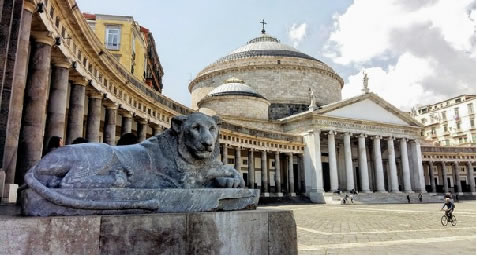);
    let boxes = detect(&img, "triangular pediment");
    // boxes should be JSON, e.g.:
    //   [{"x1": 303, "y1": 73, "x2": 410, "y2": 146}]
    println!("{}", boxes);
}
[{"x1": 318, "y1": 93, "x2": 421, "y2": 127}]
